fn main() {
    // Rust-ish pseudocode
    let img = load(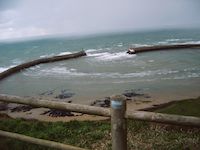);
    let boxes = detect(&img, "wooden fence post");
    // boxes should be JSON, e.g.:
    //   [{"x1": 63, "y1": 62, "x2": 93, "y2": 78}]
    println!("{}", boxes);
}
[{"x1": 111, "y1": 95, "x2": 127, "y2": 150}]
